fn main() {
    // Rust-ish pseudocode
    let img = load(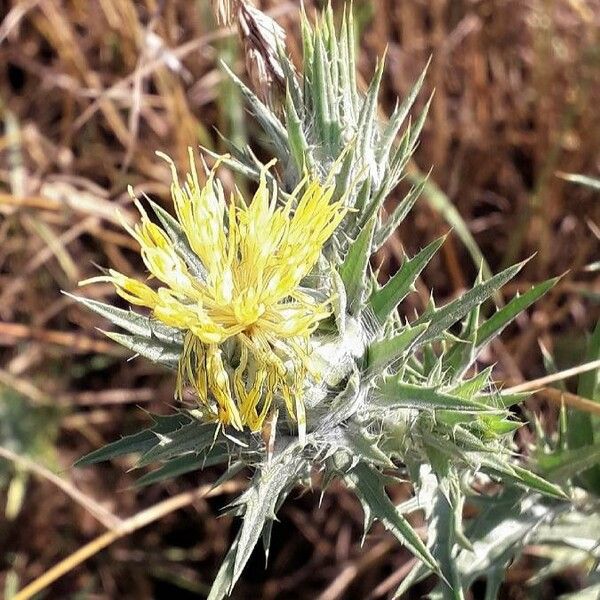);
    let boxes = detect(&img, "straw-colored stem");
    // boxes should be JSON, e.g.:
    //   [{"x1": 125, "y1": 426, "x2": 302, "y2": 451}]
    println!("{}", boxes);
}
[
  {"x1": 0, "y1": 446, "x2": 120, "y2": 530},
  {"x1": 533, "y1": 387, "x2": 600, "y2": 417},
  {"x1": 504, "y1": 358, "x2": 600, "y2": 393},
  {"x1": 13, "y1": 480, "x2": 245, "y2": 600}
]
